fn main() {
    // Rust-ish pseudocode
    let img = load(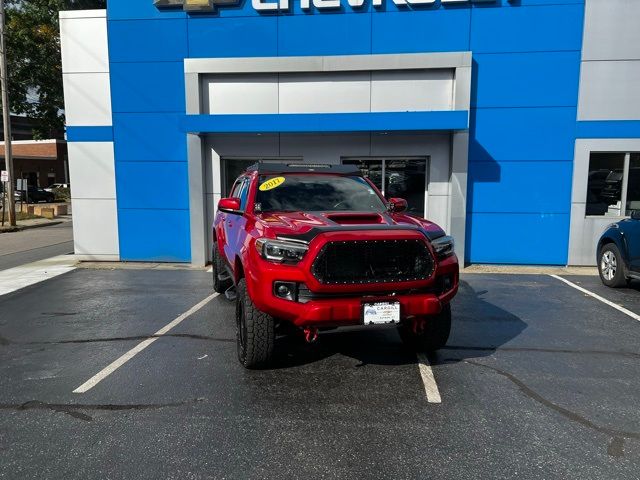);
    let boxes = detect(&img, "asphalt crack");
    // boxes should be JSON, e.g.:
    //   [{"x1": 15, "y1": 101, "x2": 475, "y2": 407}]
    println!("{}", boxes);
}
[
  {"x1": 0, "y1": 333, "x2": 234, "y2": 346},
  {"x1": 462, "y1": 359, "x2": 639, "y2": 457},
  {"x1": 0, "y1": 398, "x2": 206, "y2": 422}
]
